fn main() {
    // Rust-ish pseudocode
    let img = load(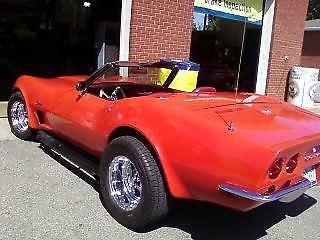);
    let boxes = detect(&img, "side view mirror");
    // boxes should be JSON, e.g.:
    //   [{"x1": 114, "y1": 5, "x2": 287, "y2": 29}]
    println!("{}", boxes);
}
[
  {"x1": 75, "y1": 81, "x2": 87, "y2": 98},
  {"x1": 75, "y1": 81, "x2": 86, "y2": 91}
]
